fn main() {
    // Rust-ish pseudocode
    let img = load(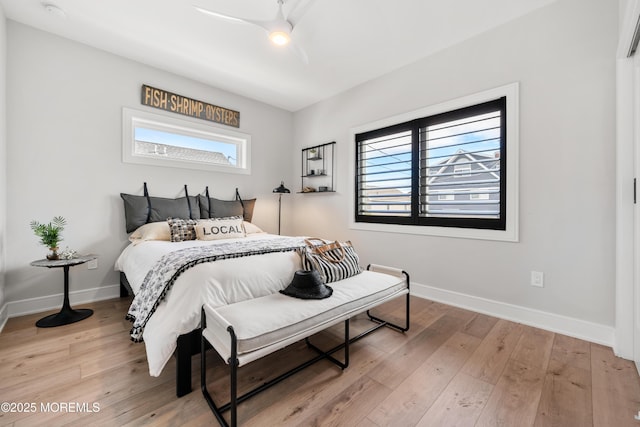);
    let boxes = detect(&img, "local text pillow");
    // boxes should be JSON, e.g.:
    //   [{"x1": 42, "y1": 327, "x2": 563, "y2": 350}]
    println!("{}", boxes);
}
[
  {"x1": 167, "y1": 218, "x2": 198, "y2": 242},
  {"x1": 195, "y1": 217, "x2": 246, "y2": 241}
]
